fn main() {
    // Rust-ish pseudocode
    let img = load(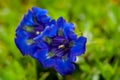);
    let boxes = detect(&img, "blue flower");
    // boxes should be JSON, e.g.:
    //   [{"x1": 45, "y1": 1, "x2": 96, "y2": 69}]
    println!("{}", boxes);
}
[
  {"x1": 15, "y1": 7, "x2": 87, "y2": 76},
  {"x1": 15, "y1": 7, "x2": 51, "y2": 56},
  {"x1": 33, "y1": 17, "x2": 87, "y2": 75}
]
